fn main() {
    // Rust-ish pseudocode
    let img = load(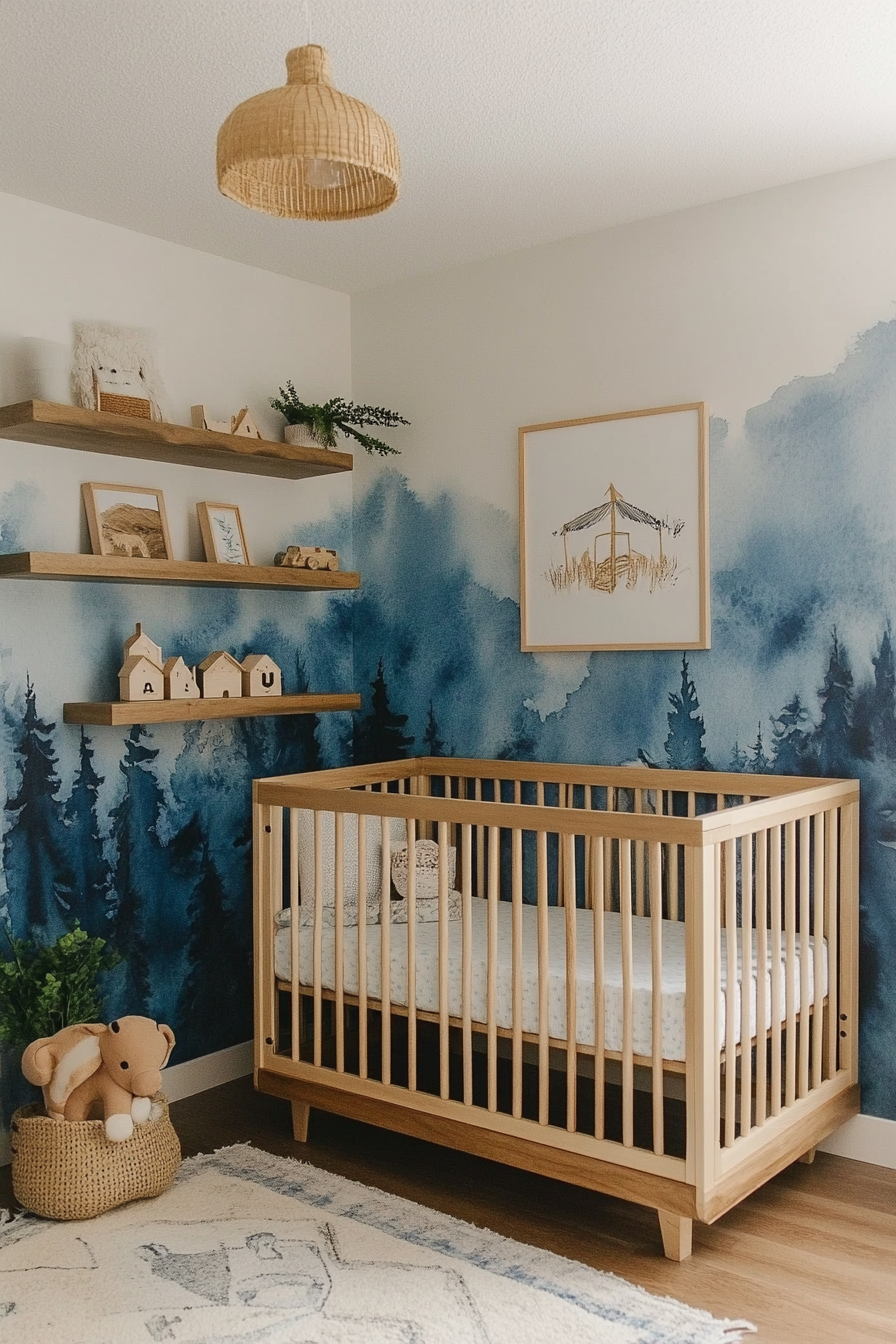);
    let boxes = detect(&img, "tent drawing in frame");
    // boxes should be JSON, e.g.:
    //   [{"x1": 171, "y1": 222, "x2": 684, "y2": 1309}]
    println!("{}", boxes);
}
[{"x1": 519, "y1": 402, "x2": 709, "y2": 651}]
